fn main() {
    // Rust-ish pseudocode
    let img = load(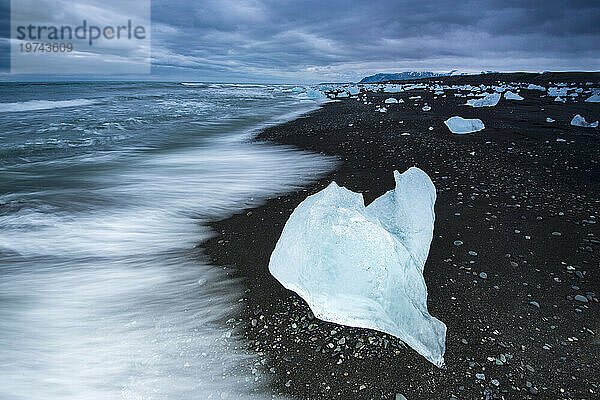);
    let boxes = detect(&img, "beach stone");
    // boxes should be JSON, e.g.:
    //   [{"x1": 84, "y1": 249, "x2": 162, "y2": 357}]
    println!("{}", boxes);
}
[
  {"x1": 529, "y1": 387, "x2": 539, "y2": 395},
  {"x1": 574, "y1": 295, "x2": 588, "y2": 303}
]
